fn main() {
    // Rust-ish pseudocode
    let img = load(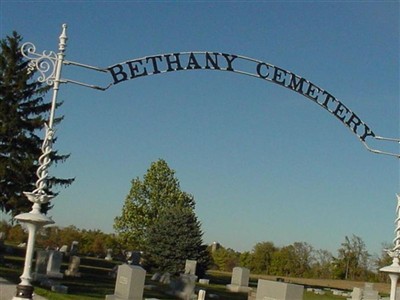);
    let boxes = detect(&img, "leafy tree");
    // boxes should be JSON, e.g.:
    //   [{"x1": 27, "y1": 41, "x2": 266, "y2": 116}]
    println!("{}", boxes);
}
[
  {"x1": 211, "y1": 246, "x2": 240, "y2": 271},
  {"x1": 7, "y1": 224, "x2": 28, "y2": 244},
  {"x1": 0, "y1": 32, "x2": 73, "y2": 216},
  {"x1": 114, "y1": 159, "x2": 195, "y2": 249},
  {"x1": 144, "y1": 206, "x2": 210, "y2": 277},
  {"x1": 335, "y1": 234, "x2": 370, "y2": 280},
  {"x1": 375, "y1": 242, "x2": 393, "y2": 282},
  {"x1": 249, "y1": 241, "x2": 277, "y2": 274},
  {"x1": 268, "y1": 242, "x2": 314, "y2": 277},
  {"x1": 311, "y1": 249, "x2": 334, "y2": 278},
  {"x1": 239, "y1": 251, "x2": 252, "y2": 269},
  {"x1": 36, "y1": 225, "x2": 81, "y2": 250},
  {"x1": 270, "y1": 245, "x2": 297, "y2": 276},
  {"x1": 292, "y1": 242, "x2": 314, "y2": 277}
]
